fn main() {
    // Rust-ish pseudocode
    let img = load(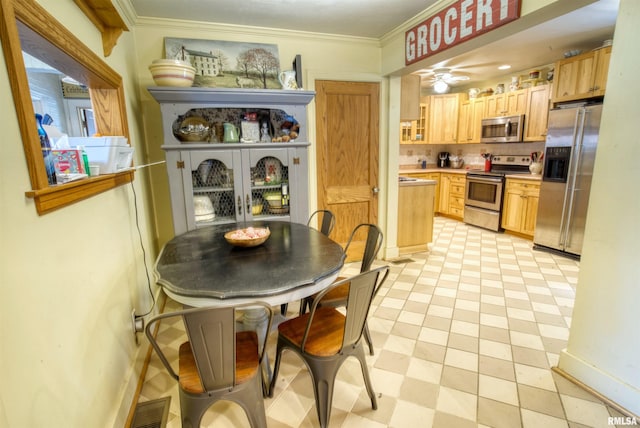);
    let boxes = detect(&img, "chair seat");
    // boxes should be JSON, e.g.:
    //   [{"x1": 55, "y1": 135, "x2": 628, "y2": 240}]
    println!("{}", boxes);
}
[
  {"x1": 178, "y1": 331, "x2": 260, "y2": 393},
  {"x1": 278, "y1": 307, "x2": 345, "y2": 357}
]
